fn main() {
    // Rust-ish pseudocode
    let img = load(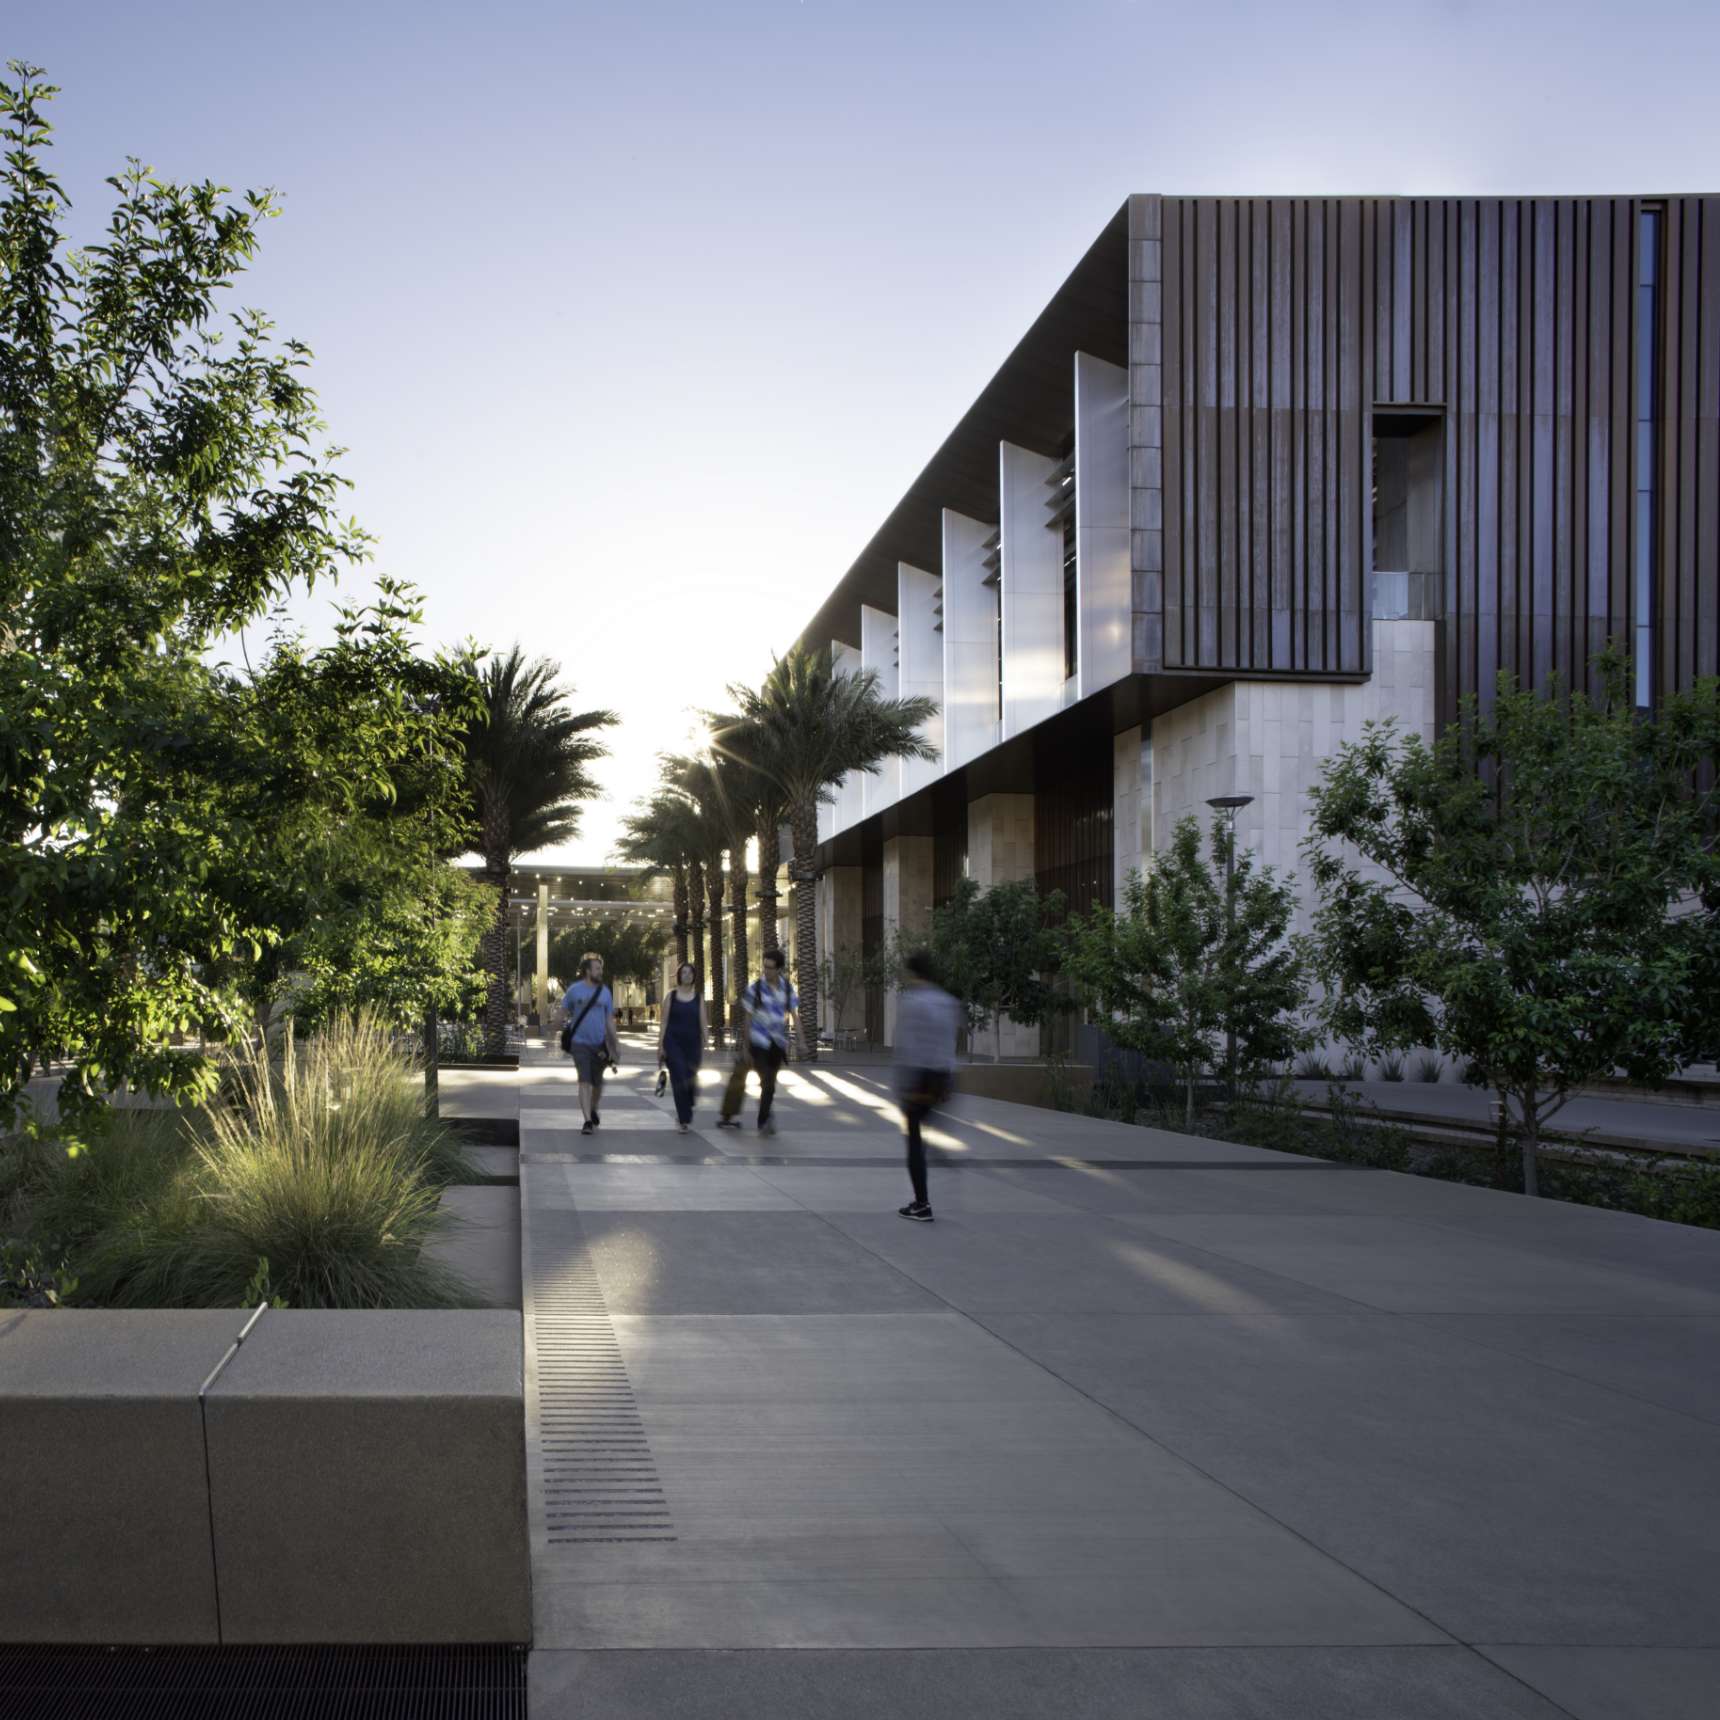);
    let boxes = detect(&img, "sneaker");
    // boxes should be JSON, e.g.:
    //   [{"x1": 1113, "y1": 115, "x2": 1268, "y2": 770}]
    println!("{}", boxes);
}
[
  {"x1": 714, "y1": 1117, "x2": 741, "y2": 1130},
  {"x1": 898, "y1": 1202, "x2": 933, "y2": 1222},
  {"x1": 677, "y1": 1122, "x2": 690, "y2": 1134},
  {"x1": 758, "y1": 1120, "x2": 776, "y2": 1137},
  {"x1": 591, "y1": 1111, "x2": 601, "y2": 1126},
  {"x1": 581, "y1": 1120, "x2": 595, "y2": 1136}
]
